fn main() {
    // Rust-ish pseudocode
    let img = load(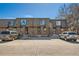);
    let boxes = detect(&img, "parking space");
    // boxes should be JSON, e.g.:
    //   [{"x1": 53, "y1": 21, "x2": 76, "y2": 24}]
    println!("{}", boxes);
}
[{"x1": 0, "y1": 38, "x2": 79, "y2": 56}]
